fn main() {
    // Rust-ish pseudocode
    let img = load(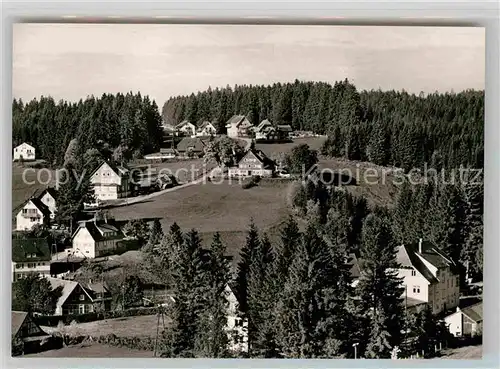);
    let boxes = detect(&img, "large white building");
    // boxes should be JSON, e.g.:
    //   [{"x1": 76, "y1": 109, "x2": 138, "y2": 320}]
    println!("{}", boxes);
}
[
  {"x1": 13, "y1": 143, "x2": 36, "y2": 161},
  {"x1": 227, "y1": 148, "x2": 275, "y2": 178},
  {"x1": 37, "y1": 187, "x2": 58, "y2": 220},
  {"x1": 90, "y1": 161, "x2": 131, "y2": 201},
  {"x1": 70, "y1": 219, "x2": 124, "y2": 258},
  {"x1": 225, "y1": 115, "x2": 253, "y2": 138},
  {"x1": 396, "y1": 240, "x2": 460, "y2": 315},
  {"x1": 15, "y1": 198, "x2": 51, "y2": 231}
]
